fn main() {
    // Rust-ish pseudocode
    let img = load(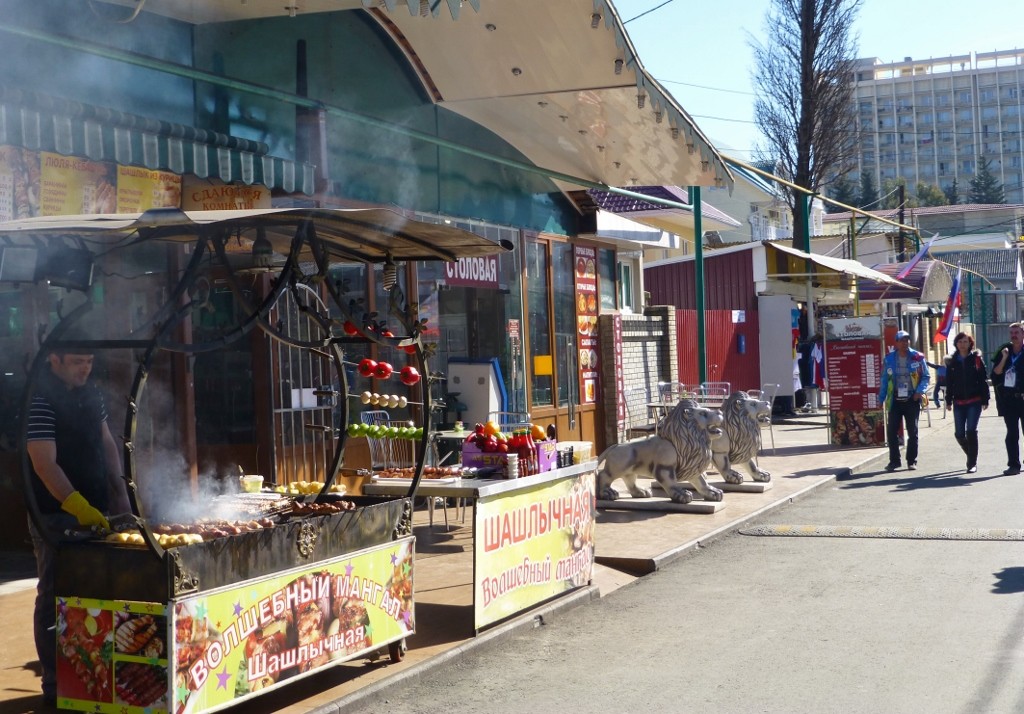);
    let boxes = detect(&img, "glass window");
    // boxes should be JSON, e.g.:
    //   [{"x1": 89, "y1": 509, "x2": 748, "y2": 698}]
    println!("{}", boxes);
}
[
  {"x1": 412, "y1": 218, "x2": 526, "y2": 422},
  {"x1": 526, "y1": 239, "x2": 552, "y2": 408},
  {"x1": 552, "y1": 242, "x2": 576, "y2": 407},
  {"x1": 598, "y1": 248, "x2": 616, "y2": 311},
  {"x1": 619, "y1": 263, "x2": 634, "y2": 313}
]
